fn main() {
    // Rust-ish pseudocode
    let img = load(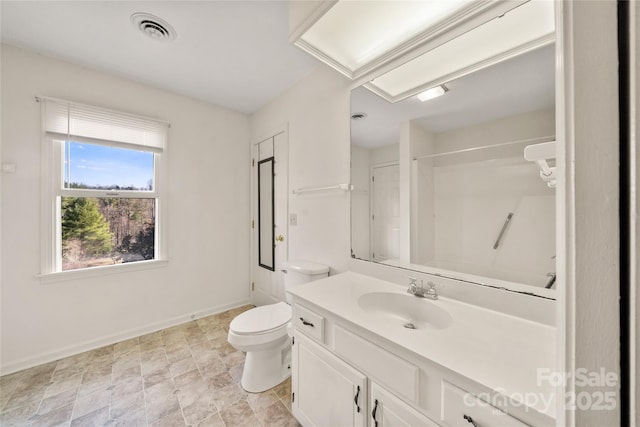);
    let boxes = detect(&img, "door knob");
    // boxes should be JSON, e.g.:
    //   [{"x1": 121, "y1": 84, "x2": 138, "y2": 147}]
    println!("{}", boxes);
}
[{"x1": 276, "y1": 235, "x2": 285, "y2": 242}]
